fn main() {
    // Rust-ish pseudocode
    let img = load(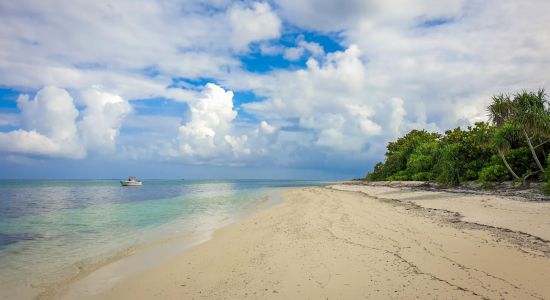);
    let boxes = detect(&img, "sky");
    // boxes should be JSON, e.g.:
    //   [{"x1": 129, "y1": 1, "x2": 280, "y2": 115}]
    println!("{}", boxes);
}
[{"x1": 0, "y1": 0, "x2": 549, "y2": 179}]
